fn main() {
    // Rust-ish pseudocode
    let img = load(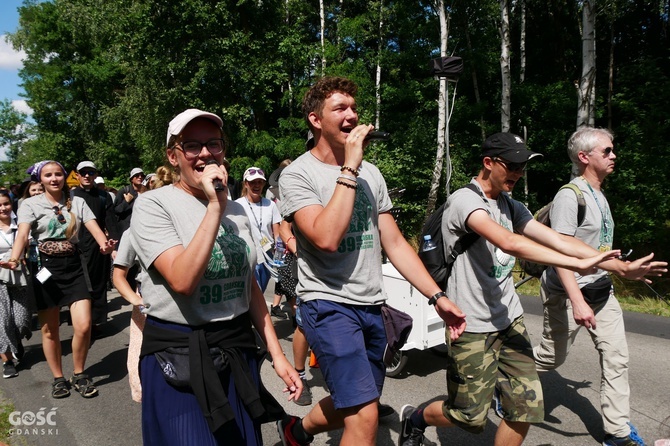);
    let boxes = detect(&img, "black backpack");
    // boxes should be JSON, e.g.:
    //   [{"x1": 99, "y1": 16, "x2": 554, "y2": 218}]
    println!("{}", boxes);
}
[
  {"x1": 519, "y1": 183, "x2": 586, "y2": 278},
  {"x1": 418, "y1": 184, "x2": 481, "y2": 290}
]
